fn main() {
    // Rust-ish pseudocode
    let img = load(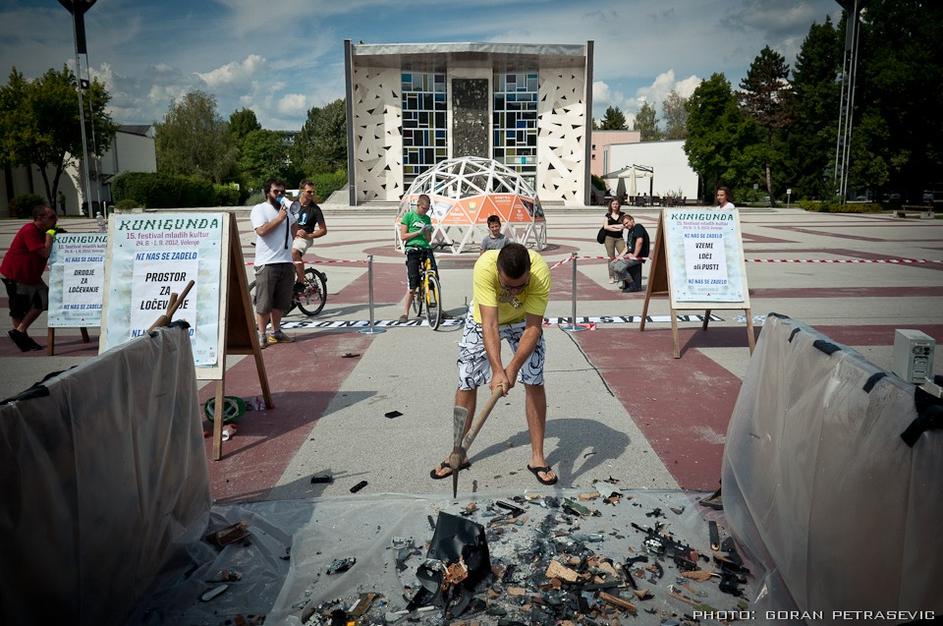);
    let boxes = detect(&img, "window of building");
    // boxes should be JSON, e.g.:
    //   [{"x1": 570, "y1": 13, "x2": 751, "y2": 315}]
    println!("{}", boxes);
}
[
  {"x1": 401, "y1": 71, "x2": 447, "y2": 185},
  {"x1": 492, "y1": 70, "x2": 538, "y2": 189}
]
